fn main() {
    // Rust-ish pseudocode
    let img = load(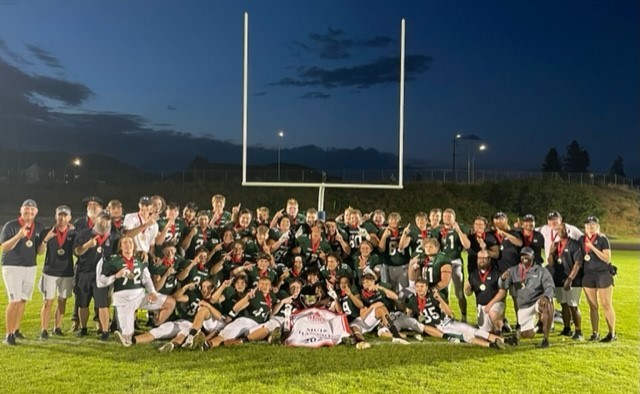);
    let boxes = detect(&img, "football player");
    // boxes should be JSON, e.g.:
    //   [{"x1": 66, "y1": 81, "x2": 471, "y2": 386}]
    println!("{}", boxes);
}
[
  {"x1": 207, "y1": 194, "x2": 232, "y2": 231},
  {"x1": 333, "y1": 276, "x2": 370, "y2": 349},
  {"x1": 409, "y1": 238, "x2": 452, "y2": 301},
  {"x1": 430, "y1": 209, "x2": 471, "y2": 322},
  {"x1": 398, "y1": 211, "x2": 431, "y2": 259},
  {"x1": 377, "y1": 212, "x2": 409, "y2": 295},
  {"x1": 296, "y1": 221, "x2": 331, "y2": 270}
]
